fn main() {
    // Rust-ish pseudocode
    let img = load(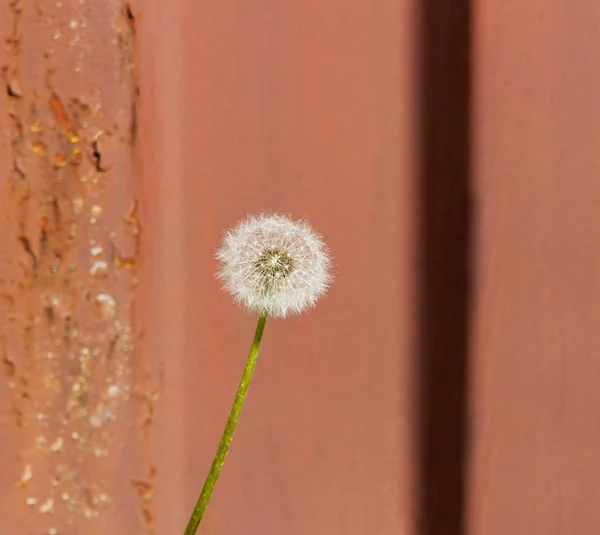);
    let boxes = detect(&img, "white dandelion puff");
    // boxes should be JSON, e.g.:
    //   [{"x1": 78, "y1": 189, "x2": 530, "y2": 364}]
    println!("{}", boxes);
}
[
  {"x1": 216, "y1": 214, "x2": 332, "y2": 317},
  {"x1": 187, "y1": 215, "x2": 332, "y2": 531}
]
